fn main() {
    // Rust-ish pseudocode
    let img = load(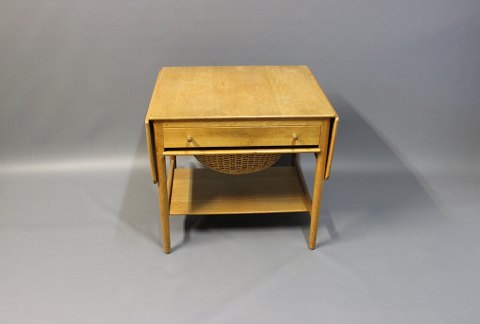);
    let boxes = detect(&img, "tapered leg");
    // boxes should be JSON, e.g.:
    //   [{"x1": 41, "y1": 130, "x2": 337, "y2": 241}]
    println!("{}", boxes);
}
[
  {"x1": 157, "y1": 156, "x2": 171, "y2": 253},
  {"x1": 309, "y1": 152, "x2": 326, "y2": 249}
]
